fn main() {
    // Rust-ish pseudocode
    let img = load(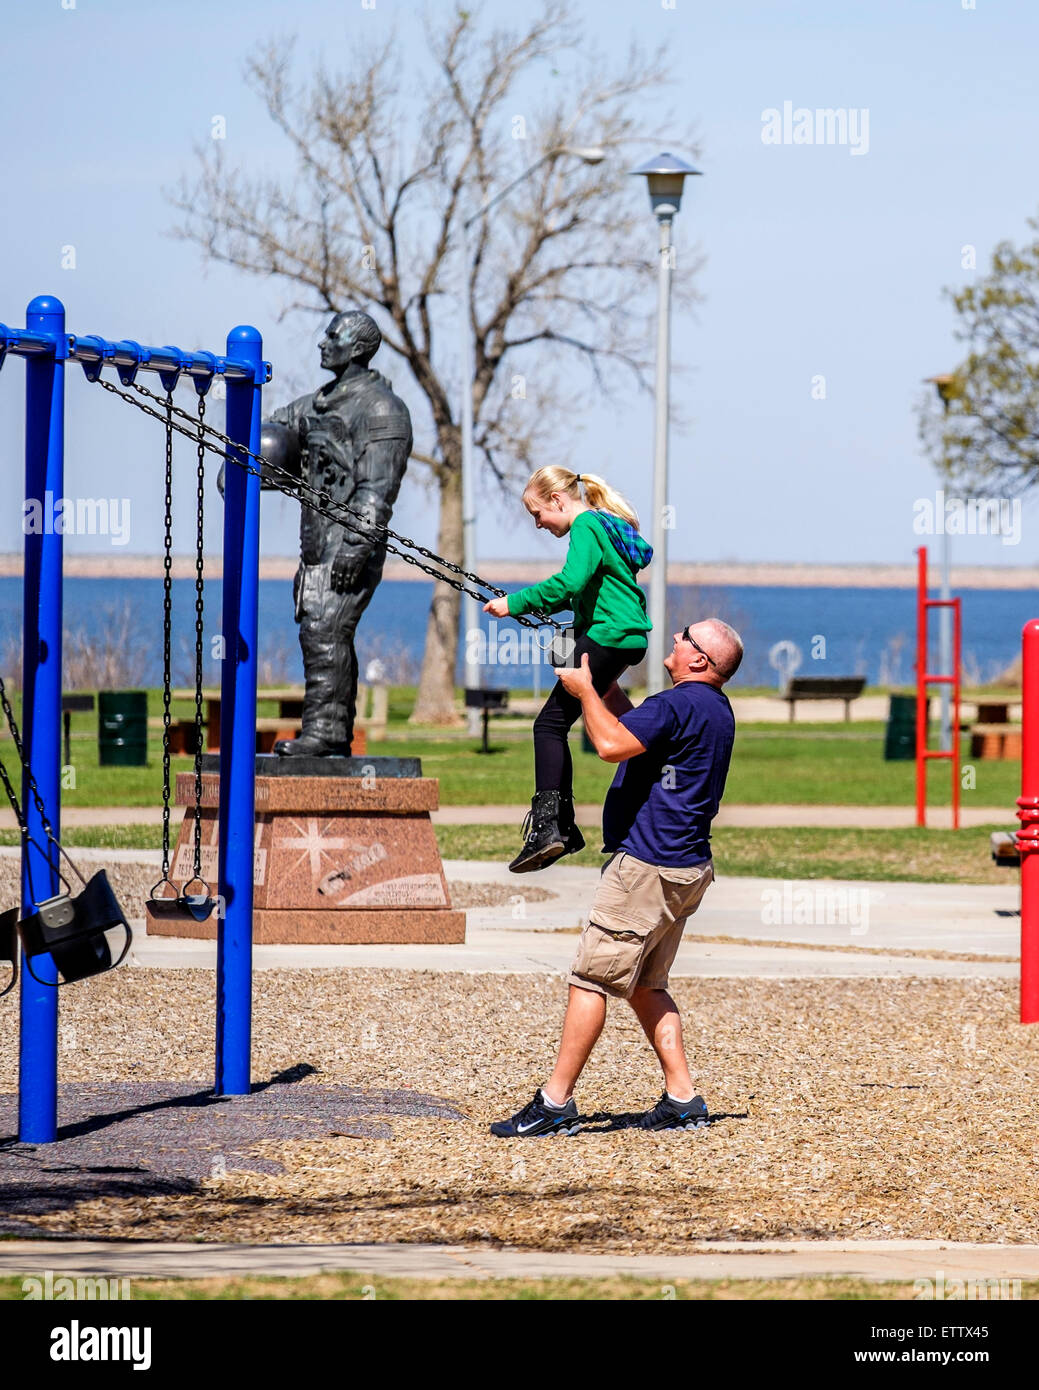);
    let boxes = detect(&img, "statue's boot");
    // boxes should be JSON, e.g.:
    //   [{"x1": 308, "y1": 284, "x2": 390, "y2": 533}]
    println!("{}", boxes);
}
[{"x1": 273, "y1": 732, "x2": 351, "y2": 757}]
